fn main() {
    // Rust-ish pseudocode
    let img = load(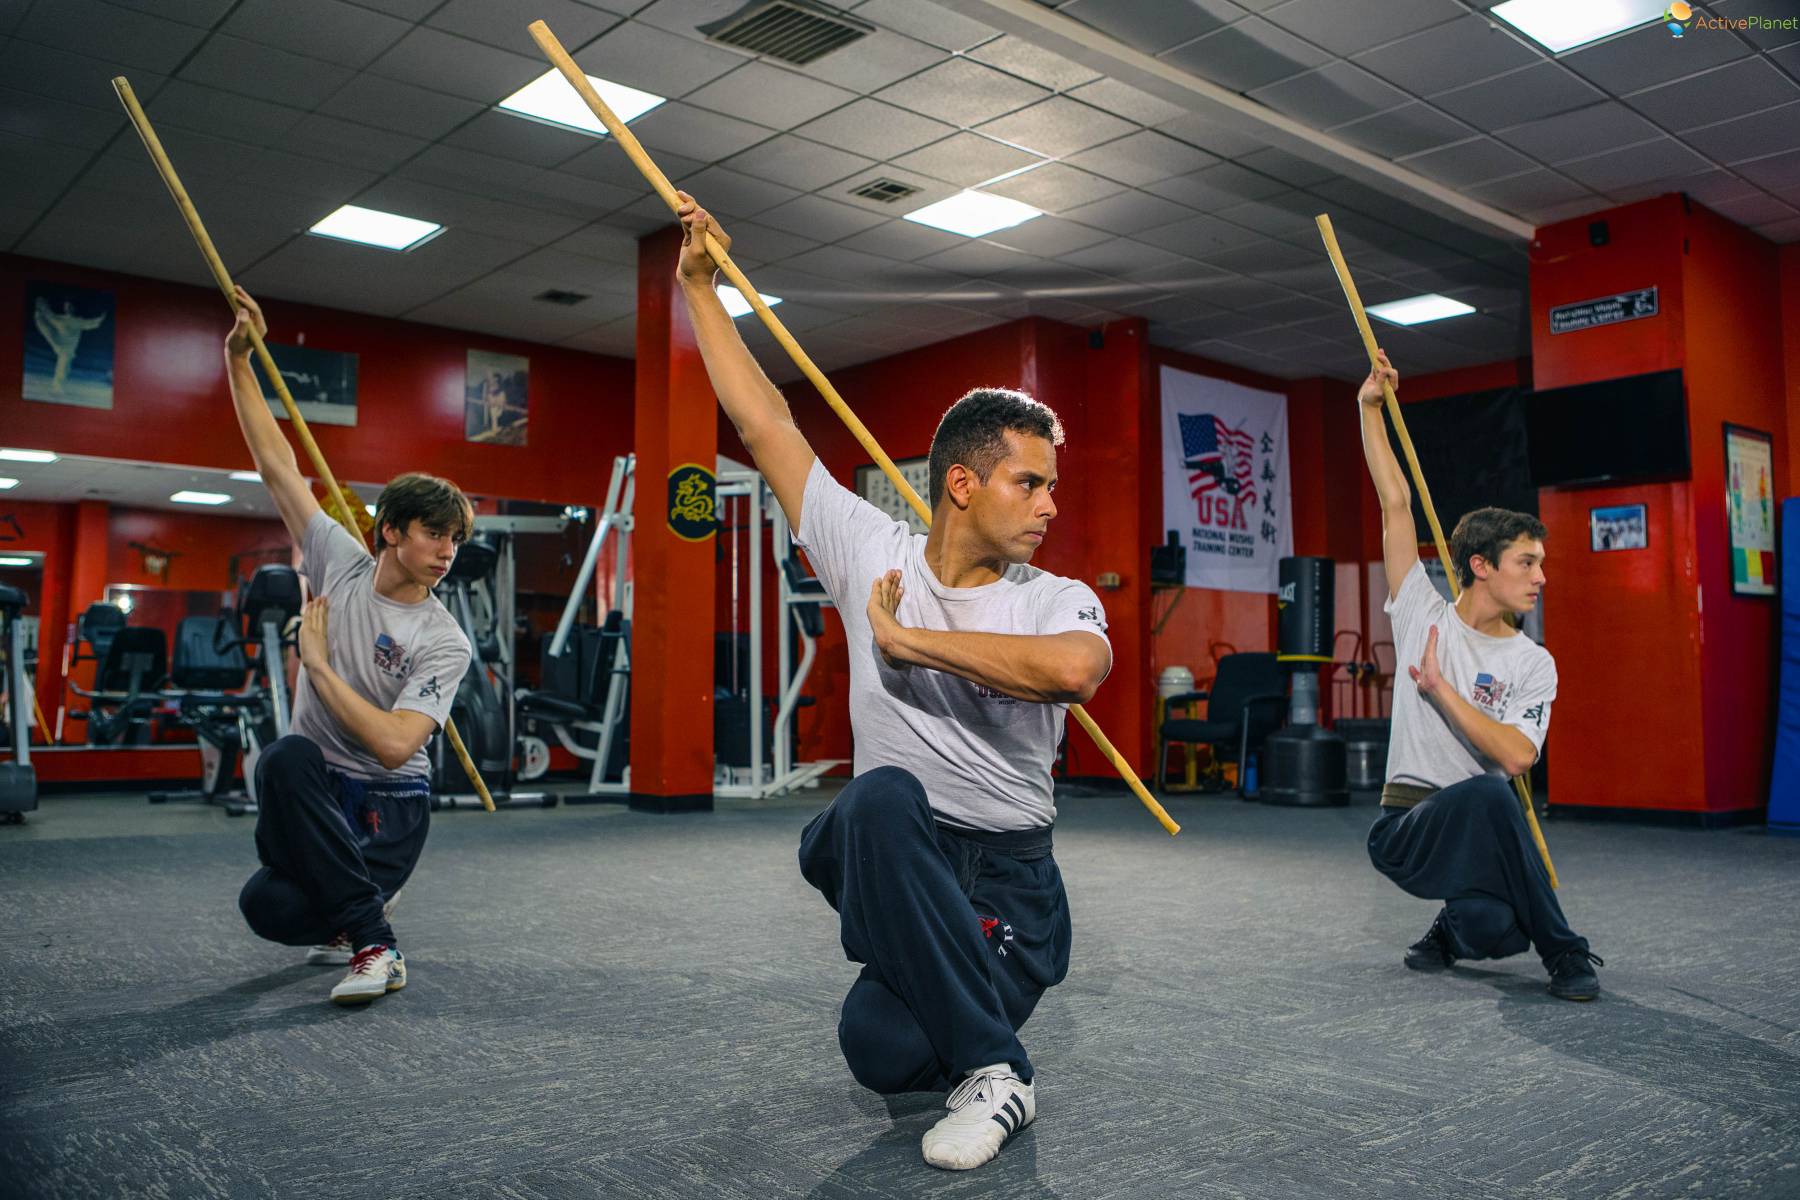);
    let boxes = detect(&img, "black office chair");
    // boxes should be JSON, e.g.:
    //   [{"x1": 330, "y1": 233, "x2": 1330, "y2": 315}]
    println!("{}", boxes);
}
[{"x1": 1157, "y1": 651, "x2": 1288, "y2": 795}]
